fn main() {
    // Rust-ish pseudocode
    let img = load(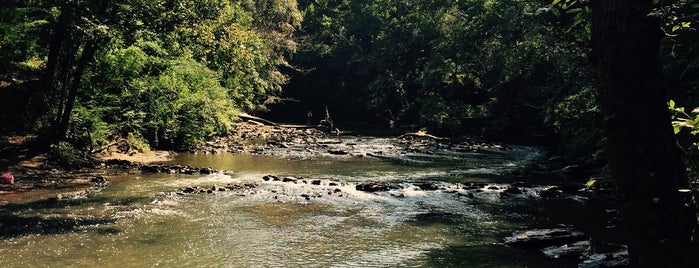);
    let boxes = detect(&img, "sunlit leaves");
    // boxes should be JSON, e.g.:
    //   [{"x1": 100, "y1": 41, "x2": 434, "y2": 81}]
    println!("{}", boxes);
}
[{"x1": 669, "y1": 100, "x2": 699, "y2": 136}]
